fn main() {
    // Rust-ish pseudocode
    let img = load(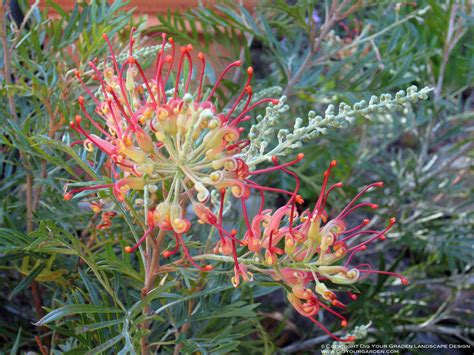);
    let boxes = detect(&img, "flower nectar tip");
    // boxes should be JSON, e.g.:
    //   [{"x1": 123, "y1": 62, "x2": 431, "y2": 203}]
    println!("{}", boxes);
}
[{"x1": 332, "y1": 299, "x2": 346, "y2": 308}]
